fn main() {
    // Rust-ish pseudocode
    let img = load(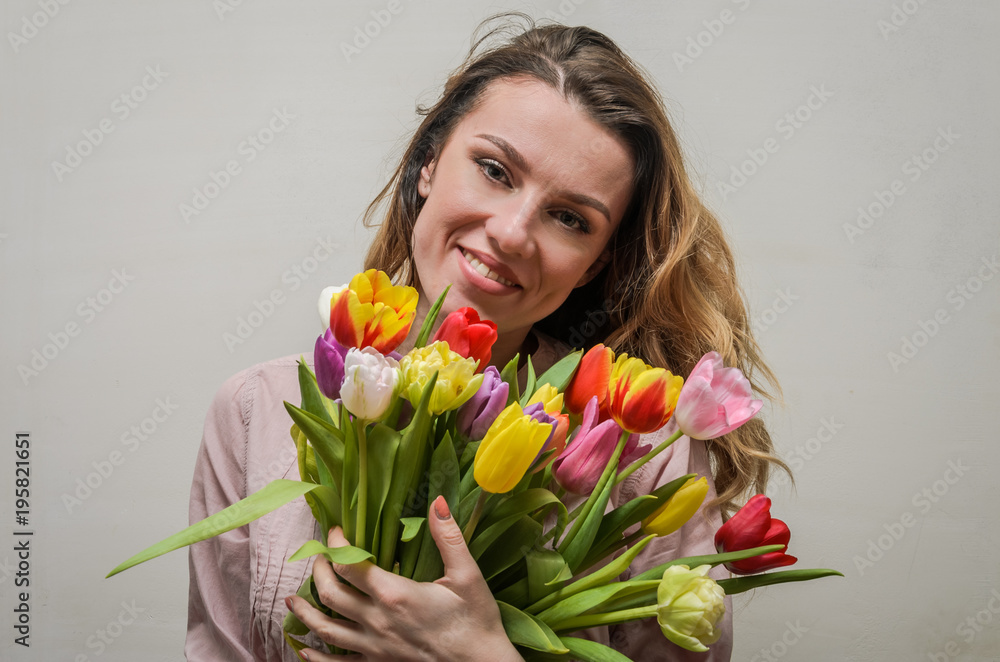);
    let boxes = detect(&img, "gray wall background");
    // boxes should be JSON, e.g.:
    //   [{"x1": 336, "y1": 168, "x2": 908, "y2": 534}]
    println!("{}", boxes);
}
[{"x1": 2, "y1": 1, "x2": 998, "y2": 660}]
